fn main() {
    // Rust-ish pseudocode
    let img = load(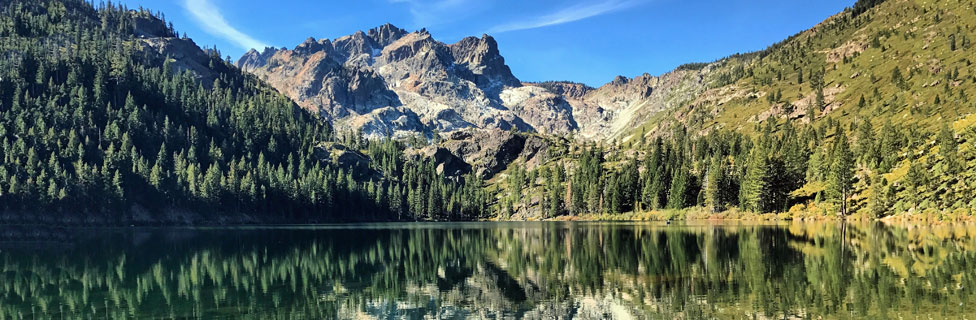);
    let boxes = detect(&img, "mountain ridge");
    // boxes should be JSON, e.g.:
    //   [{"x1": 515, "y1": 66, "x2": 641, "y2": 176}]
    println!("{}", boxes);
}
[
  {"x1": 5, "y1": 0, "x2": 976, "y2": 224},
  {"x1": 237, "y1": 23, "x2": 721, "y2": 141}
]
